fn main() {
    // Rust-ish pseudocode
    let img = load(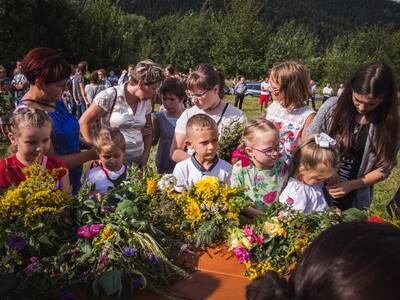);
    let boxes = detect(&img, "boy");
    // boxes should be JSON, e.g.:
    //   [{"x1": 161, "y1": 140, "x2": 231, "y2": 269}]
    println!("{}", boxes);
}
[
  {"x1": 173, "y1": 114, "x2": 232, "y2": 191},
  {"x1": 152, "y1": 78, "x2": 185, "y2": 174}
]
